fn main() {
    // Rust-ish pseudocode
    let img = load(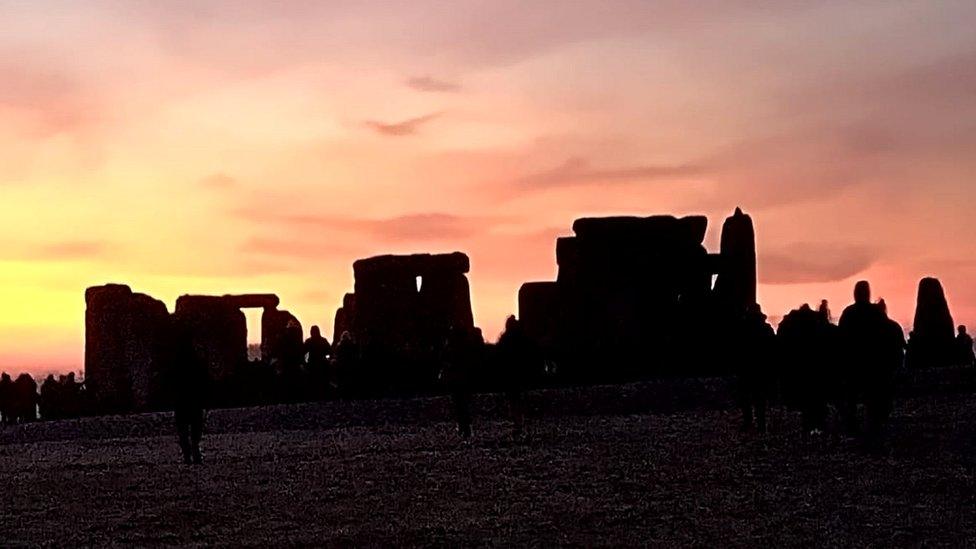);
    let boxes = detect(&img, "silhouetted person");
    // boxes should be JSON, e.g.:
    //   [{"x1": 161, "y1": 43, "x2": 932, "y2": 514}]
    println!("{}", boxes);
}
[
  {"x1": 0, "y1": 373, "x2": 12, "y2": 425},
  {"x1": 440, "y1": 328, "x2": 480, "y2": 439},
  {"x1": 819, "y1": 299, "x2": 832, "y2": 324},
  {"x1": 333, "y1": 331, "x2": 359, "y2": 396},
  {"x1": 496, "y1": 316, "x2": 535, "y2": 441},
  {"x1": 12, "y1": 373, "x2": 38, "y2": 423},
  {"x1": 955, "y1": 326, "x2": 975, "y2": 367},
  {"x1": 173, "y1": 328, "x2": 208, "y2": 465},
  {"x1": 39, "y1": 374, "x2": 58, "y2": 420},
  {"x1": 779, "y1": 303, "x2": 836, "y2": 434},
  {"x1": 869, "y1": 299, "x2": 905, "y2": 440},
  {"x1": 304, "y1": 325, "x2": 332, "y2": 399},
  {"x1": 272, "y1": 319, "x2": 306, "y2": 403},
  {"x1": 733, "y1": 304, "x2": 776, "y2": 434},
  {"x1": 304, "y1": 325, "x2": 332, "y2": 367},
  {"x1": 838, "y1": 281, "x2": 891, "y2": 438},
  {"x1": 62, "y1": 372, "x2": 80, "y2": 418}
]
